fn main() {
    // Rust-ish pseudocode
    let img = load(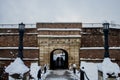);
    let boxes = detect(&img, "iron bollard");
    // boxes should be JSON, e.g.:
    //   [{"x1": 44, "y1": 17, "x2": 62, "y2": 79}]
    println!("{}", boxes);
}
[{"x1": 80, "y1": 67, "x2": 85, "y2": 80}]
